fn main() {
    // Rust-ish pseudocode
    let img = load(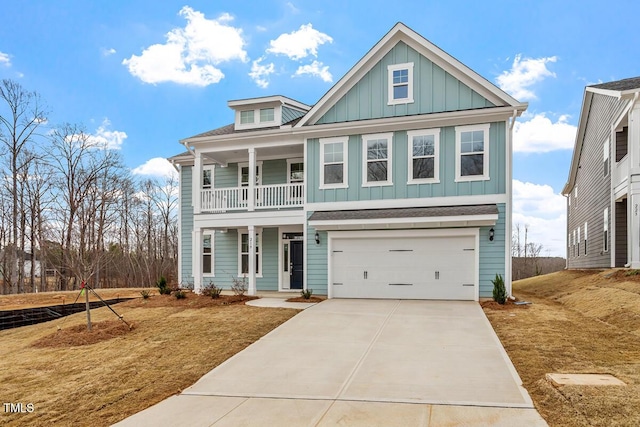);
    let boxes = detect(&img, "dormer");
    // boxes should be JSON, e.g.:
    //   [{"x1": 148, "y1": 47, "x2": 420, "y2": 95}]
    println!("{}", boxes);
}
[{"x1": 229, "y1": 95, "x2": 311, "y2": 131}]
